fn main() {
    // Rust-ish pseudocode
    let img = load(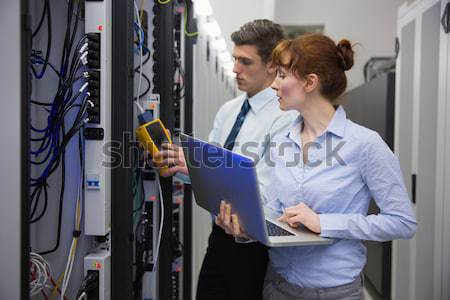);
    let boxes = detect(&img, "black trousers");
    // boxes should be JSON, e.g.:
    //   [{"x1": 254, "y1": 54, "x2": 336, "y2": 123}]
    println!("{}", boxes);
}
[{"x1": 196, "y1": 224, "x2": 269, "y2": 300}]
